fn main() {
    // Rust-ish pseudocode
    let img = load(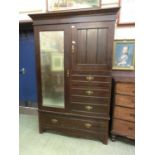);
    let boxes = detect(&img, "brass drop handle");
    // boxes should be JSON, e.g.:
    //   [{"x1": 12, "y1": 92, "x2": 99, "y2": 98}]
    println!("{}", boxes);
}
[
  {"x1": 85, "y1": 106, "x2": 93, "y2": 111},
  {"x1": 86, "y1": 76, "x2": 94, "y2": 81},
  {"x1": 85, "y1": 123, "x2": 92, "y2": 128},
  {"x1": 51, "y1": 119, "x2": 58, "y2": 124},
  {"x1": 85, "y1": 90, "x2": 94, "y2": 95}
]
